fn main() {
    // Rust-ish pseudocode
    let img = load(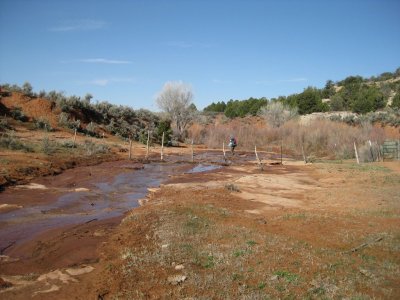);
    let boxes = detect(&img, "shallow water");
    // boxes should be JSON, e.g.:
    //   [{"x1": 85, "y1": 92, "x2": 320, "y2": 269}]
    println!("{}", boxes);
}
[
  {"x1": 0, "y1": 162, "x2": 209, "y2": 251},
  {"x1": 186, "y1": 164, "x2": 222, "y2": 173}
]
